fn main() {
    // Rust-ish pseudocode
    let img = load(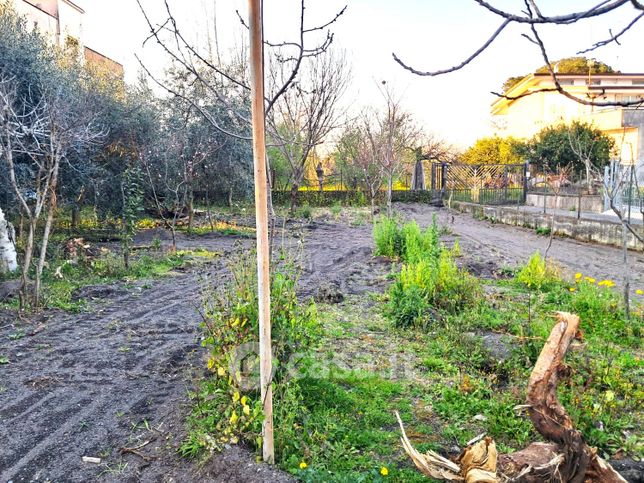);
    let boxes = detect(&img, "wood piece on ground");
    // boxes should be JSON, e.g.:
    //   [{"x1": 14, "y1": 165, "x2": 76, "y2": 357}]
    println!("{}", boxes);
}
[{"x1": 81, "y1": 456, "x2": 101, "y2": 464}]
